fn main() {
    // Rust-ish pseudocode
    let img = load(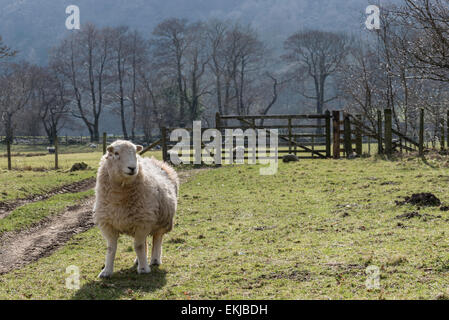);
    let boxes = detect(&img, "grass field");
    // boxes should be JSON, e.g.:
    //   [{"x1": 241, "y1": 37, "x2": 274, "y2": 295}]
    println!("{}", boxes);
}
[
  {"x1": 1, "y1": 147, "x2": 449, "y2": 299},
  {"x1": 0, "y1": 146, "x2": 161, "y2": 202},
  {"x1": 1, "y1": 143, "x2": 101, "y2": 155}
]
